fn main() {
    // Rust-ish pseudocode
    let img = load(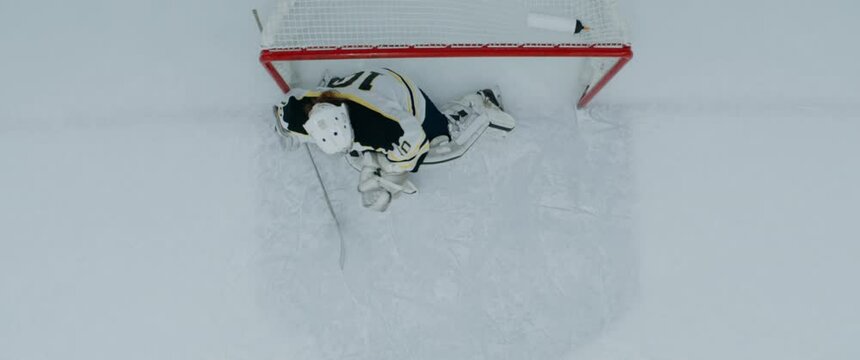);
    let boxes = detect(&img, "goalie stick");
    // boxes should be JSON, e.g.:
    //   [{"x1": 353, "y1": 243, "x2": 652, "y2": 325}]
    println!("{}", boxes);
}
[
  {"x1": 305, "y1": 145, "x2": 347, "y2": 270},
  {"x1": 259, "y1": 10, "x2": 347, "y2": 270}
]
